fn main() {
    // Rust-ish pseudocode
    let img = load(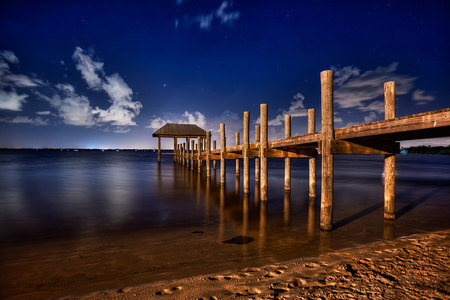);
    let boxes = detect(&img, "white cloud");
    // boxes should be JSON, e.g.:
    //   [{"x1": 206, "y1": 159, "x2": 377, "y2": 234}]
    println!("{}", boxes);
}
[
  {"x1": 195, "y1": 14, "x2": 214, "y2": 31},
  {"x1": 0, "y1": 115, "x2": 49, "y2": 125},
  {"x1": 216, "y1": 1, "x2": 240, "y2": 25},
  {"x1": 36, "y1": 111, "x2": 52, "y2": 115},
  {"x1": 0, "y1": 49, "x2": 44, "y2": 111},
  {"x1": 256, "y1": 93, "x2": 308, "y2": 126},
  {"x1": 147, "y1": 110, "x2": 207, "y2": 129},
  {"x1": 72, "y1": 47, "x2": 104, "y2": 89},
  {"x1": 412, "y1": 89, "x2": 435, "y2": 105},
  {"x1": 0, "y1": 89, "x2": 28, "y2": 111},
  {"x1": 178, "y1": 1, "x2": 240, "y2": 31},
  {"x1": 332, "y1": 62, "x2": 416, "y2": 112},
  {"x1": 0, "y1": 50, "x2": 19, "y2": 64},
  {"x1": 364, "y1": 111, "x2": 378, "y2": 123}
]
